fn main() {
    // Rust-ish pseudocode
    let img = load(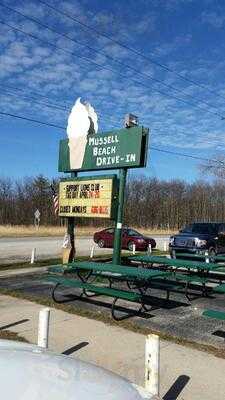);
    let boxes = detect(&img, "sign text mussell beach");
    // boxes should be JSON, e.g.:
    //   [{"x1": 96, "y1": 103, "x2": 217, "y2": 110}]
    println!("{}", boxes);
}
[{"x1": 58, "y1": 126, "x2": 149, "y2": 172}]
